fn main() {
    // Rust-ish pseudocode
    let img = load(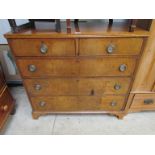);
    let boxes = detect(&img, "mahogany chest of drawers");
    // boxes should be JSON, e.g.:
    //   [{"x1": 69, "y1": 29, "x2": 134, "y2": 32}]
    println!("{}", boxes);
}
[
  {"x1": 0, "y1": 63, "x2": 14, "y2": 130},
  {"x1": 5, "y1": 21, "x2": 150, "y2": 119}
]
